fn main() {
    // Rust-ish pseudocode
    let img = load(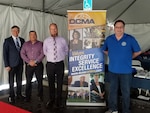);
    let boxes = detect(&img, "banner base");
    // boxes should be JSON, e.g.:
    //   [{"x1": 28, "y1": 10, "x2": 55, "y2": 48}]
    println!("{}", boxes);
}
[{"x1": 67, "y1": 102, "x2": 106, "y2": 106}]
